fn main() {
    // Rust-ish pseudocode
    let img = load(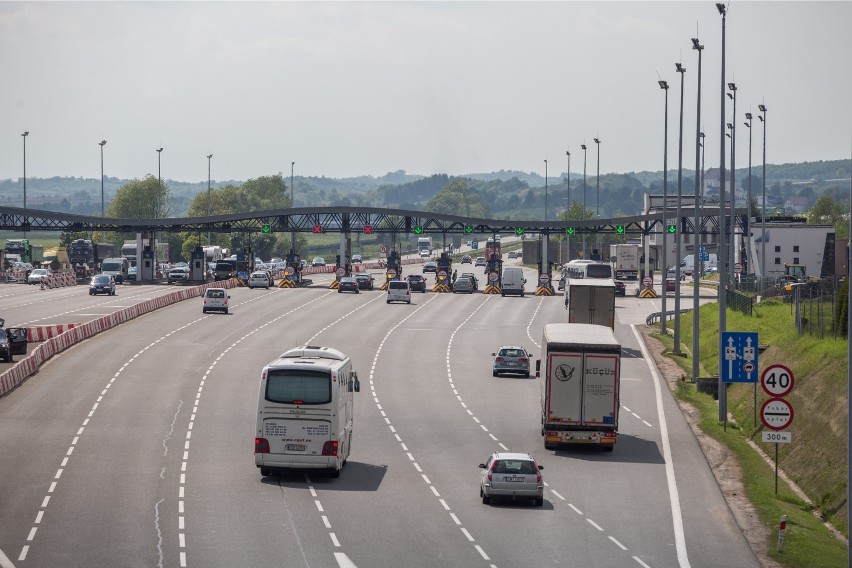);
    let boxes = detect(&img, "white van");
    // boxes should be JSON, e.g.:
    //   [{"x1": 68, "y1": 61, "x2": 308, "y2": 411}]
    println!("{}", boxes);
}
[
  {"x1": 255, "y1": 346, "x2": 360, "y2": 478},
  {"x1": 501, "y1": 267, "x2": 526, "y2": 297},
  {"x1": 387, "y1": 280, "x2": 411, "y2": 304},
  {"x1": 100, "y1": 257, "x2": 130, "y2": 284},
  {"x1": 681, "y1": 254, "x2": 718, "y2": 276}
]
